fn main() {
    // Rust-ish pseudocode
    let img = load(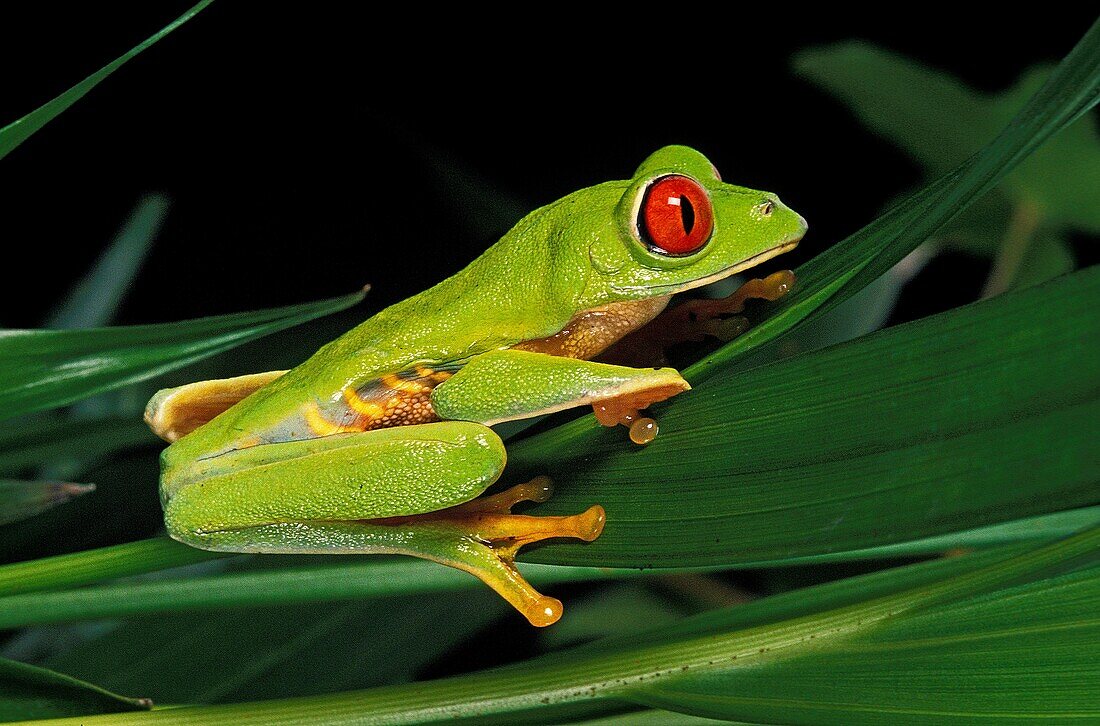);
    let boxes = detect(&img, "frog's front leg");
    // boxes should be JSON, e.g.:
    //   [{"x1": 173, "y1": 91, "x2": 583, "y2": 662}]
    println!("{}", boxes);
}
[
  {"x1": 162, "y1": 422, "x2": 602, "y2": 626},
  {"x1": 430, "y1": 349, "x2": 690, "y2": 444}
]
